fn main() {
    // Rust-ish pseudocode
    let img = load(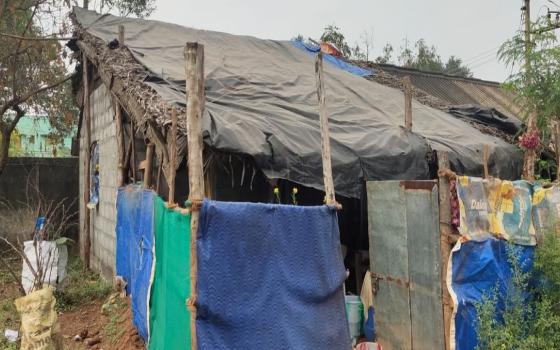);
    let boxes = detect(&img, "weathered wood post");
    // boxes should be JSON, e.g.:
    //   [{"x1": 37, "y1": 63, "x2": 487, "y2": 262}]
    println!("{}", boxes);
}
[
  {"x1": 314, "y1": 52, "x2": 337, "y2": 206},
  {"x1": 437, "y1": 151, "x2": 453, "y2": 350},
  {"x1": 522, "y1": 112, "x2": 537, "y2": 181},
  {"x1": 168, "y1": 107, "x2": 177, "y2": 206},
  {"x1": 144, "y1": 143, "x2": 155, "y2": 189},
  {"x1": 82, "y1": 53, "x2": 92, "y2": 269},
  {"x1": 185, "y1": 42, "x2": 205, "y2": 350},
  {"x1": 403, "y1": 76, "x2": 412, "y2": 131},
  {"x1": 483, "y1": 144, "x2": 489, "y2": 179},
  {"x1": 130, "y1": 119, "x2": 137, "y2": 182},
  {"x1": 115, "y1": 101, "x2": 126, "y2": 187},
  {"x1": 118, "y1": 25, "x2": 124, "y2": 46}
]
